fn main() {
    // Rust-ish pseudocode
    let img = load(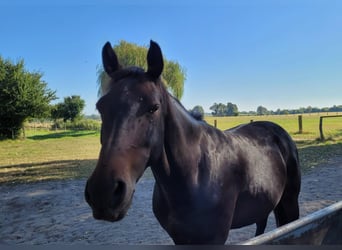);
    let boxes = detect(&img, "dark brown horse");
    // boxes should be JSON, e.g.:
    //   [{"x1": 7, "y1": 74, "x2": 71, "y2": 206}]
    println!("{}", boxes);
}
[{"x1": 85, "y1": 40, "x2": 301, "y2": 244}]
